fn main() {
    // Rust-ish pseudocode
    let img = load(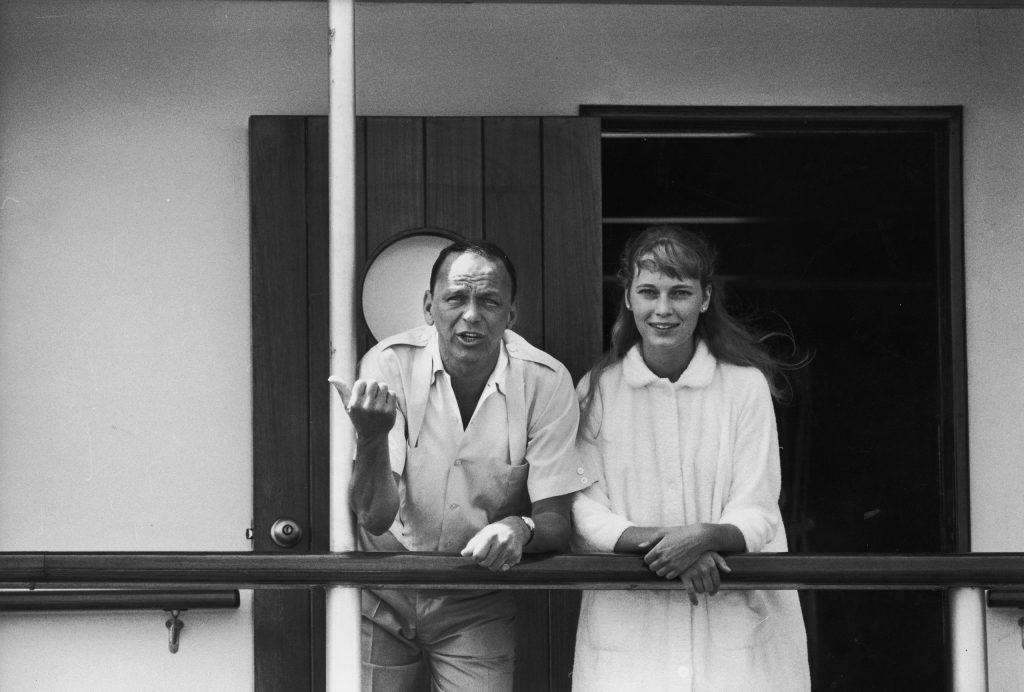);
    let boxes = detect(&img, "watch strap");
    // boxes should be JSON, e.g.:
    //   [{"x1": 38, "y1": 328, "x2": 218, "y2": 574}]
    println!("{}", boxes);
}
[{"x1": 521, "y1": 516, "x2": 536, "y2": 545}]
